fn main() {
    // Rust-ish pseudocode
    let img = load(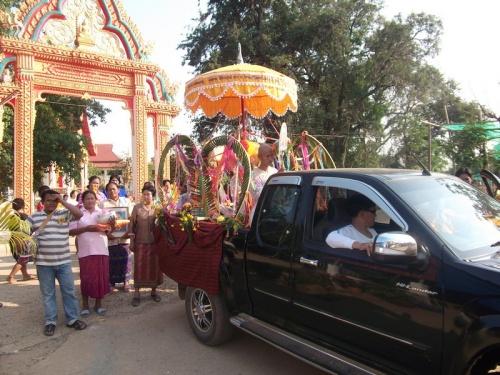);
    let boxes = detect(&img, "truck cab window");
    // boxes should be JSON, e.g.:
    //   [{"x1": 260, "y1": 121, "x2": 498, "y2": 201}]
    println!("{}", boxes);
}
[
  {"x1": 311, "y1": 187, "x2": 400, "y2": 243},
  {"x1": 257, "y1": 185, "x2": 300, "y2": 247}
]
